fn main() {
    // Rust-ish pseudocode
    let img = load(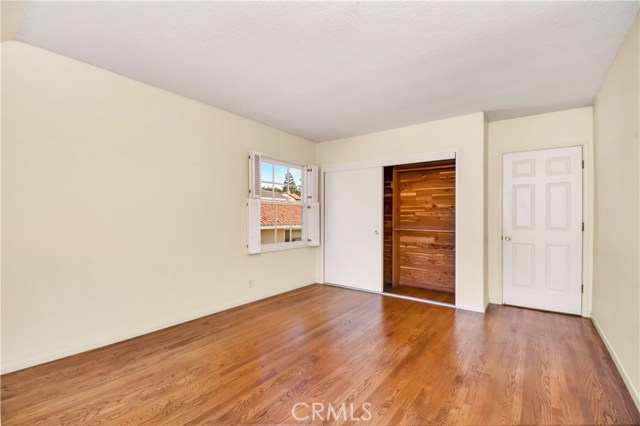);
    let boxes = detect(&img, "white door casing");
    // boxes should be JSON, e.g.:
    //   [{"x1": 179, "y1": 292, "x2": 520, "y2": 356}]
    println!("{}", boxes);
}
[
  {"x1": 502, "y1": 146, "x2": 583, "y2": 314},
  {"x1": 324, "y1": 167, "x2": 383, "y2": 293}
]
